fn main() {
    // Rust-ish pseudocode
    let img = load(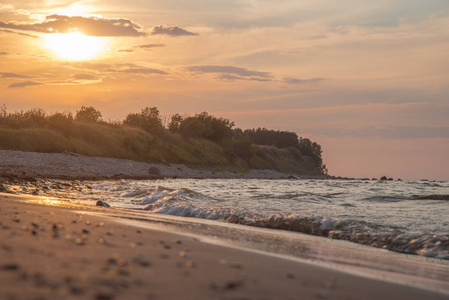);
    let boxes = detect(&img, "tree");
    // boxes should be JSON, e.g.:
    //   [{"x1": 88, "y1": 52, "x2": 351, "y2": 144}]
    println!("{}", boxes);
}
[
  {"x1": 298, "y1": 137, "x2": 323, "y2": 167},
  {"x1": 168, "y1": 113, "x2": 183, "y2": 132},
  {"x1": 123, "y1": 107, "x2": 163, "y2": 134},
  {"x1": 75, "y1": 106, "x2": 102, "y2": 123},
  {"x1": 178, "y1": 112, "x2": 234, "y2": 142},
  {"x1": 179, "y1": 117, "x2": 207, "y2": 140}
]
